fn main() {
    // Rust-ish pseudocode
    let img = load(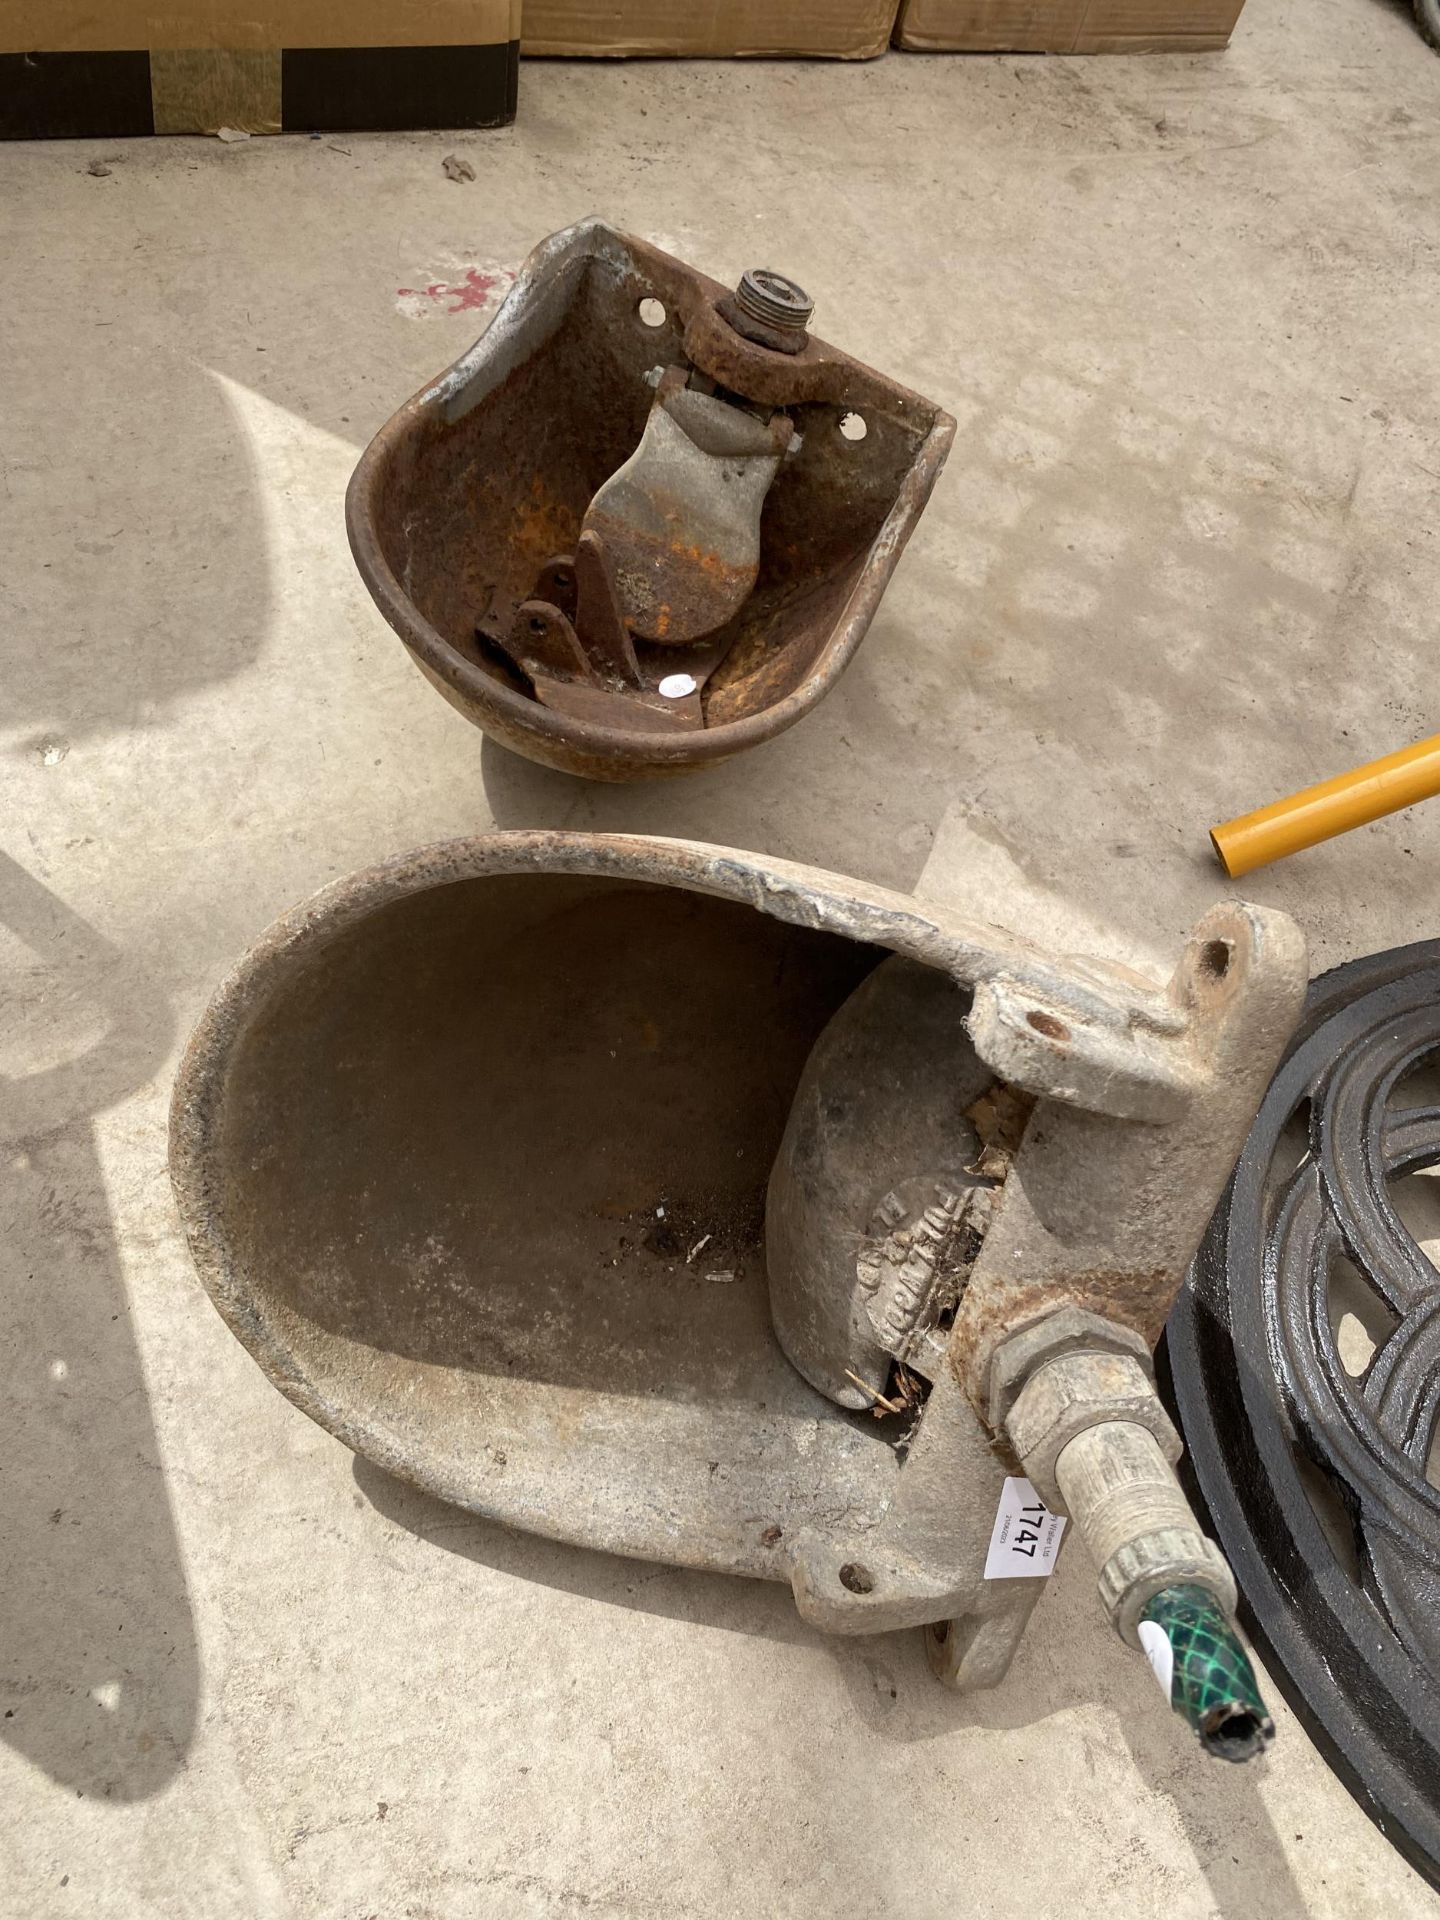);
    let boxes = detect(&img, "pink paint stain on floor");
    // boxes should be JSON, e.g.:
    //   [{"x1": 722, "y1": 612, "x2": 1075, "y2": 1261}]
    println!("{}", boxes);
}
[{"x1": 396, "y1": 265, "x2": 516, "y2": 317}]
